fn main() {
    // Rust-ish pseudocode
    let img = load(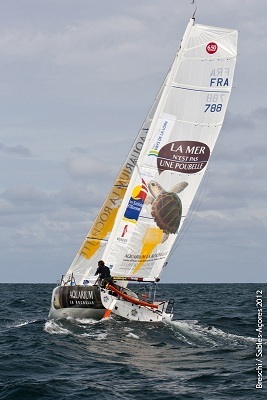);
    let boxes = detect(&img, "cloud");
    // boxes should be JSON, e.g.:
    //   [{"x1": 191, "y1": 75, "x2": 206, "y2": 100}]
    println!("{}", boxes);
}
[
  {"x1": 65, "y1": 155, "x2": 117, "y2": 180},
  {"x1": 55, "y1": 183, "x2": 105, "y2": 210},
  {"x1": 0, "y1": 0, "x2": 266, "y2": 283},
  {"x1": 225, "y1": 112, "x2": 255, "y2": 131},
  {"x1": 0, "y1": 143, "x2": 32, "y2": 157},
  {"x1": 1, "y1": 185, "x2": 52, "y2": 214},
  {"x1": 252, "y1": 107, "x2": 267, "y2": 120}
]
